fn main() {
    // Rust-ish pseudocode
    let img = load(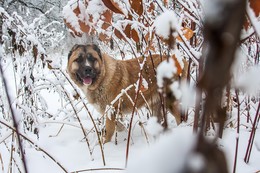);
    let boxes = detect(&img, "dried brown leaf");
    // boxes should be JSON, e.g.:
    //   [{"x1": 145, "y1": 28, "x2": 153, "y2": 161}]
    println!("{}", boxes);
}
[
  {"x1": 102, "y1": 0, "x2": 124, "y2": 14},
  {"x1": 129, "y1": 0, "x2": 143, "y2": 16}
]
